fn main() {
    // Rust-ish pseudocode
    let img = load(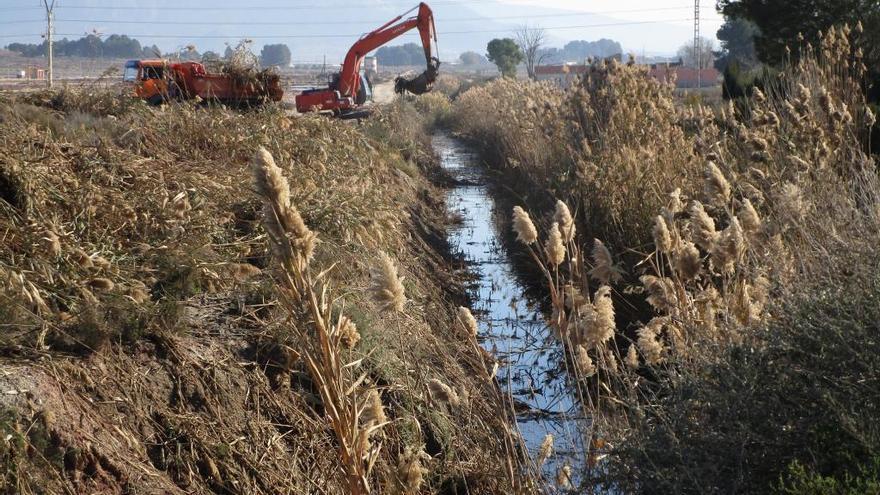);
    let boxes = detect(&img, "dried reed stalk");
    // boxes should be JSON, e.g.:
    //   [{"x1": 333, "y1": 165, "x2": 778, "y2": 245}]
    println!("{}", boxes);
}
[{"x1": 252, "y1": 147, "x2": 380, "y2": 494}]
